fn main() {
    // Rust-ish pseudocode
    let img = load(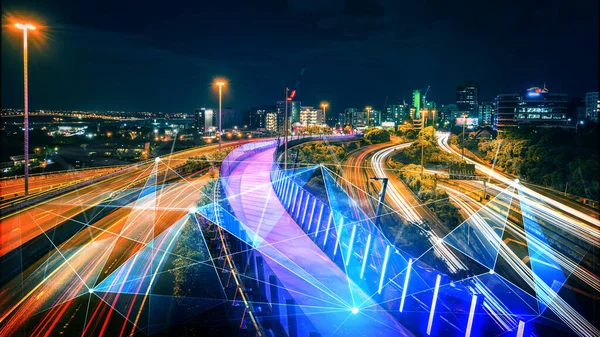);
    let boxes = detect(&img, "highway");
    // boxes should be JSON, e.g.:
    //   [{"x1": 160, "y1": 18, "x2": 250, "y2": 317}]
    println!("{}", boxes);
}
[
  {"x1": 437, "y1": 132, "x2": 600, "y2": 228},
  {"x1": 0, "y1": 167, "x2": 125, "y2": 201},
  {"x1": 346, "y1": 138, "x2": 598, "y2": 336},
  {"x1": 0, "y1": 171, "x2": 215, "y2": 336},
  {"x1": 0, "y1": 140, "x2": 255, "y2": 259}
]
